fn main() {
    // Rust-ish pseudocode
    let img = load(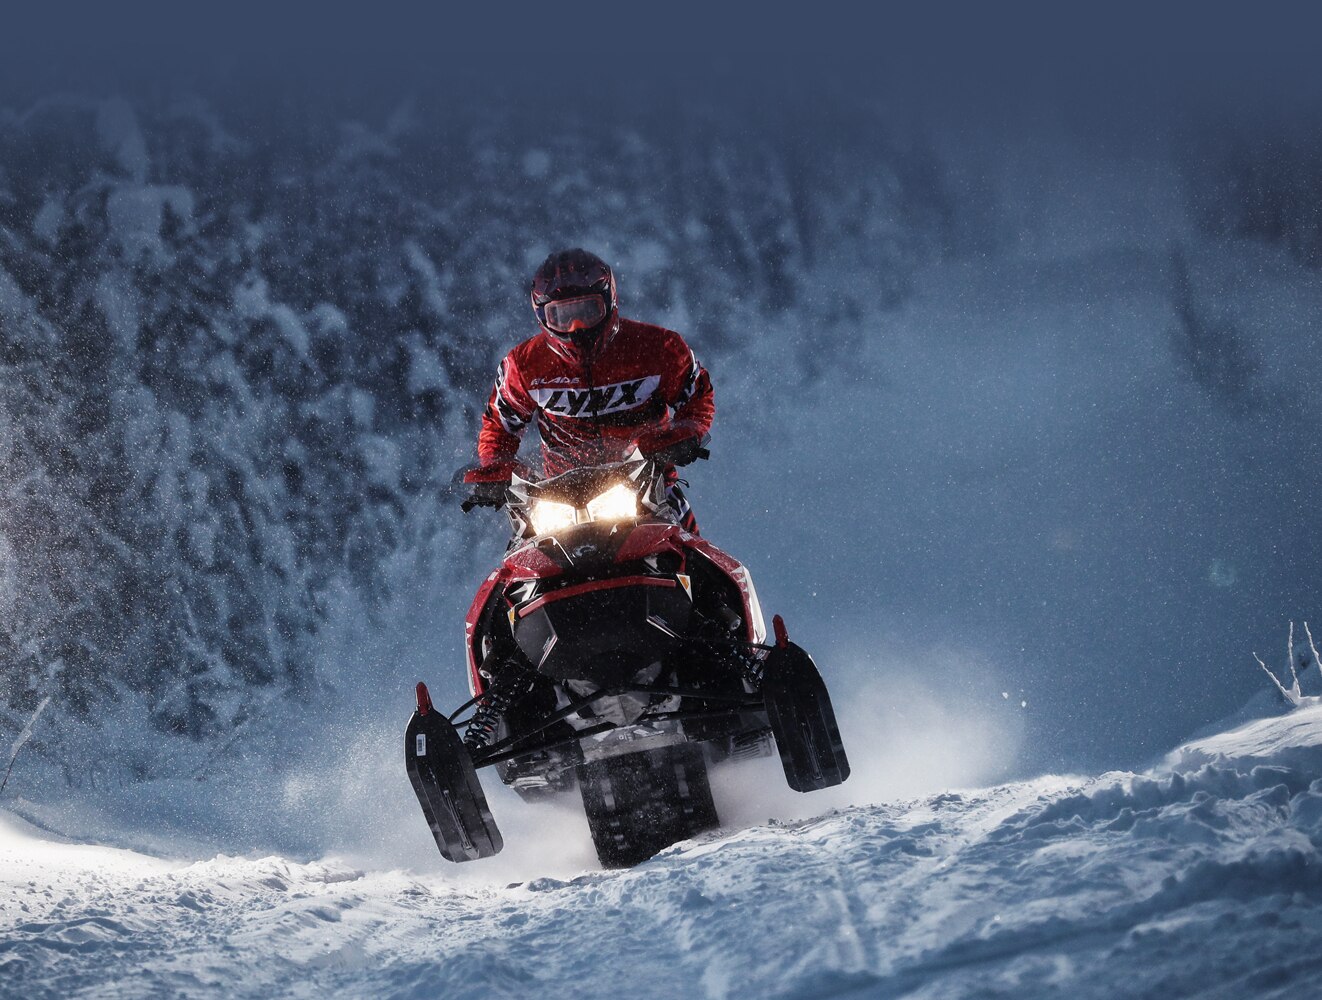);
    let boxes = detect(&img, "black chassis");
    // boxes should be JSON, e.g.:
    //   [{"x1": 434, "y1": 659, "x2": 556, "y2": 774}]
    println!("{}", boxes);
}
[
  {"x1": 463, "y1": 471, "x2": 774, "y2": 784},
  {"x1": 461, "y1": 553, "x2": 774, "y2": 786}
]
